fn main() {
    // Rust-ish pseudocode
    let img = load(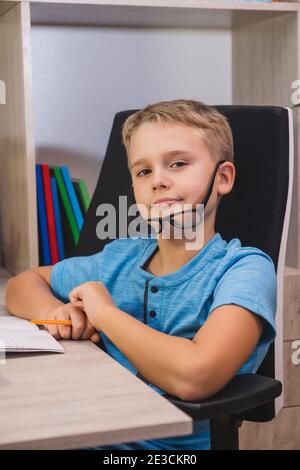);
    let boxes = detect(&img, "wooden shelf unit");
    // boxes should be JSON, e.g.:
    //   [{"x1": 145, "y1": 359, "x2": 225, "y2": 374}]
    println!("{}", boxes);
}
[{"x1": 0, "y1": 0, "x2": 299, "y2": 274}]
